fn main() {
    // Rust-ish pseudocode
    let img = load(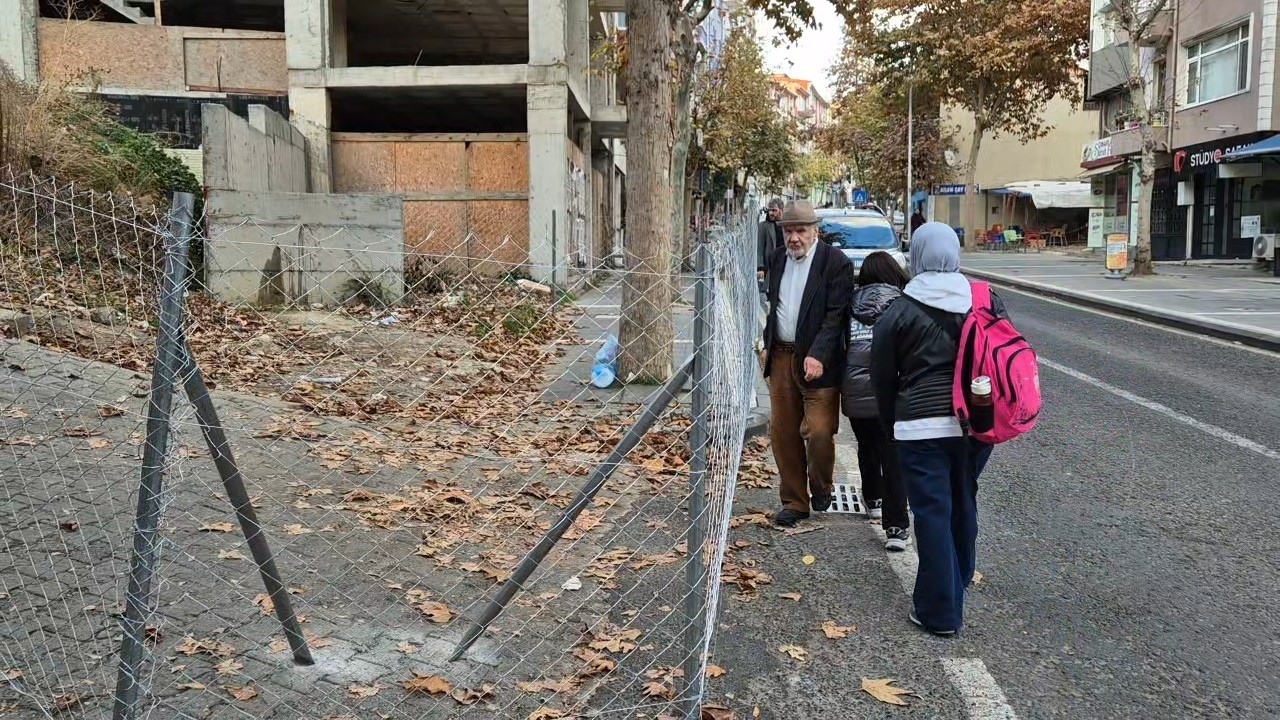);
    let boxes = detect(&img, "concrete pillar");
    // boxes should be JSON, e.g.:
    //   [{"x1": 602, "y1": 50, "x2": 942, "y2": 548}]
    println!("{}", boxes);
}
[
  {"x1": 575, "y1": 120, "x2": 593, "y2": 268},
  {"x1": 567, "y1": 0, "x2": 589, "y2": 93},
  {"x1": 0, "y1": 0, "x2": 39, "y2": 82},
  {"x1": 528, "y1": 83, "x2": 570, "y2": 284},
  {"x1": 289, "y1": 87, "x2": 332, "y2": 192},
  {"x1": 331, "y1": 0, "x2": 348, "y2": 68},
  {"x1": 285, "y1": 0, "x2": 331, "y2": 69},
  {"x1": 529, "y1": 0, "x2": 567, "y2": 66}
]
